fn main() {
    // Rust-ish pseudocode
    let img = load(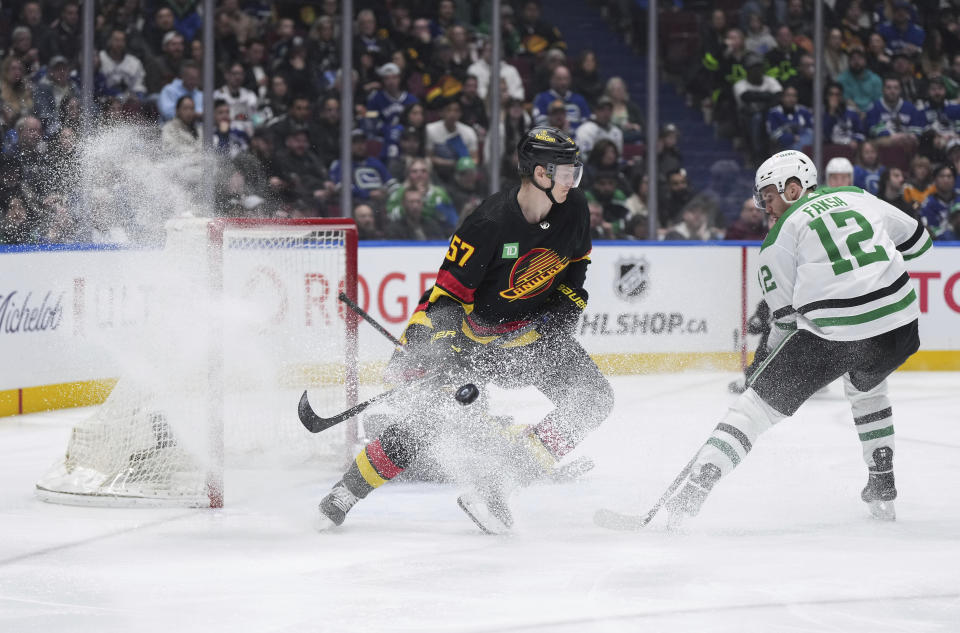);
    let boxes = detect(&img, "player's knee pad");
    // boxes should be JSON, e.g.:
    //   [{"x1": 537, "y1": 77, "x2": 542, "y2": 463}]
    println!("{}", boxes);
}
[
  {"x1": 378, "y1": 424, "x2": 418, "y2": 469},
  {"x1": 696, "y1": 388, "x2": 785, "y2": 475},
  {"x1": 342, "y1": 425, "x2": 415, "y2": 499},
  {"x1": 843, "y1": 375, "x2": 891, "y2": 420}
]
